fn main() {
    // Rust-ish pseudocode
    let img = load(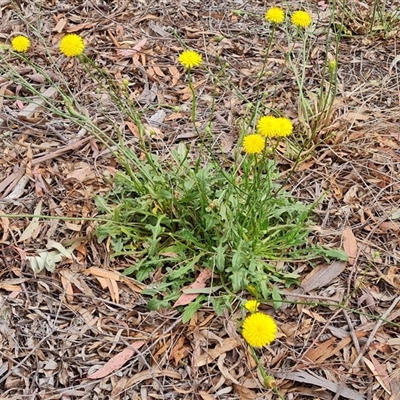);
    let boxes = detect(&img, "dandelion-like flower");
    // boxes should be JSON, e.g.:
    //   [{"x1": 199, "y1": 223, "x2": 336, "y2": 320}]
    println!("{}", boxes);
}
[
  {"x1": 178, "y1": 50, "x2": 202, "y2": 69},
  {"x1": 265, "y1": 7, "x2": 285, "y2": 24},
  {"x1": 243, "y1": 134, "x2": 265, "y2": 154},
  {"x1": 276, "y1": 117, "x2": 293, "y2": 137},
  {"x1": 11, "y1": 35, "x2": 30, "y2": 52},
  {"x1": 291, "y1": 10, "x2": 312, "y2": 28},
  {"x1": 244, "y1": 300, "x2": 260, "y2": 313},
  {"x1": 59, "y1": 34, "x2": 85, "y2": 57},
  {"x1": 257, "y1": 116, "x2": 280, "y2": 137},
  {"x1": 242, "y1": 312, "x2": 277, "y2": 347}
]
